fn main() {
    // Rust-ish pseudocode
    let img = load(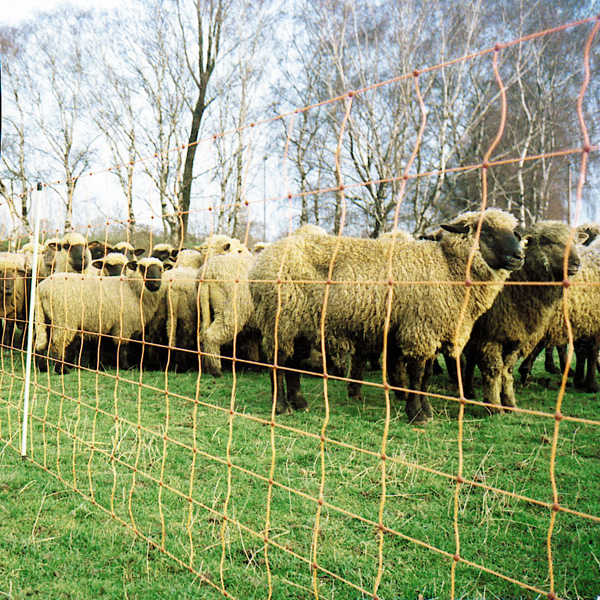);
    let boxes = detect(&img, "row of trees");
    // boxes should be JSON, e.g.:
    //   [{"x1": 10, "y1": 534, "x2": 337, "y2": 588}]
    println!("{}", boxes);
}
[{"x1": 0, "y1": 0, "x2": 598, "y2": 245}]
